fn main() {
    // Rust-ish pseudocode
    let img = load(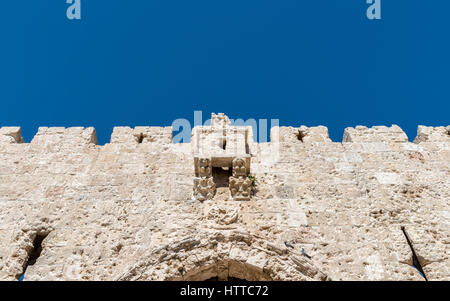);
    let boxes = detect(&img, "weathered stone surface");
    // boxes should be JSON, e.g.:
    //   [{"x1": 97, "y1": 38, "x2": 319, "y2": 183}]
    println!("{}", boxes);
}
[
  {"x1": 343, "y1": 125, "x2": 408, "y2": 143},
  {"x1": 270, "y1": 126, "x2": 331, "y2": 143},
  {"x1": 111, "y1": 126, "x2": 172, "y2": 144},
  {"x1": 414, "y1": 125, "x2": 450, "y2": 143},
  {"x1": 0, "y1": 127, "x2": 24, "y2": 144},
  {"x1": 0, "y1": 117, "x2": 448, "y2": 281}
]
